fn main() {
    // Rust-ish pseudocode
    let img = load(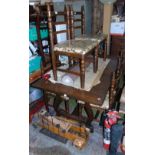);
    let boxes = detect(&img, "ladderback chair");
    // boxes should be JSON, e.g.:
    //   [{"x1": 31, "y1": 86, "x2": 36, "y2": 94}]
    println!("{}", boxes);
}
[
  {"x1": 46, "y1": 2, "x2": 99, "y2": 88},
  {"x1": 29, "y1": 4, "x2": 52, "y2": 67},
  {"x1": 69, "y1": 5, "x2": 107, "y2": 61},
  {"x1": 35, "y1": 4, "x2": 56, "y2": 67}
]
